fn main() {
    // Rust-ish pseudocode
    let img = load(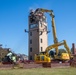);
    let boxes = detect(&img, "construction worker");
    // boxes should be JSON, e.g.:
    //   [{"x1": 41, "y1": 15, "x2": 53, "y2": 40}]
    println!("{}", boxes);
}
[
  {"x1": 7, "y1": 50, "x2": 12, "y2": 59},
  {"x1": 6, "y1": 50, "x2": 13, "y2": 62},
  {"x1": 12, "y1": 54, "x2": 17, "y2": 68}
]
